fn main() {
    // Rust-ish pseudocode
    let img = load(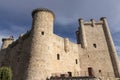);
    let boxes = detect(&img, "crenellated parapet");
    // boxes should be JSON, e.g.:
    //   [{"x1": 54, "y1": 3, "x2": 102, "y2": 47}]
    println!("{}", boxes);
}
[
  {"x1": 78, "y1": 18, "x2": 103, "y2": 26},
  {"x1": 1, "y1": 36, "x2": 14, "y2": 49},
  {"x1": 77, "y1": 18, "x2": 106, "y2": 48},
  {"x1": 32, "y1": 8, "x2": 55, "y2": 19}
]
